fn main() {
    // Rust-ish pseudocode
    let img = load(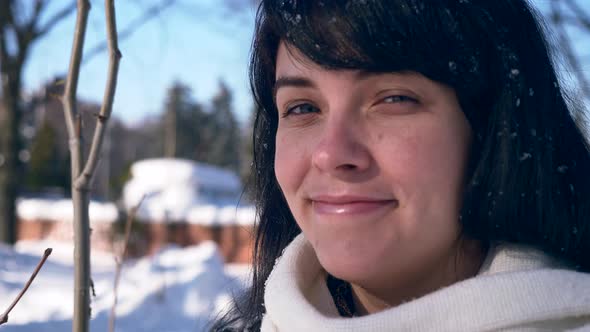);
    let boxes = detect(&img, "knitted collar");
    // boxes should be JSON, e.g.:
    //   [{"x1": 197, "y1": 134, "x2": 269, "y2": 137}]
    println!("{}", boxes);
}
[{"x1": 261, "y1": 234, "x2": 590, "y2": 332}]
